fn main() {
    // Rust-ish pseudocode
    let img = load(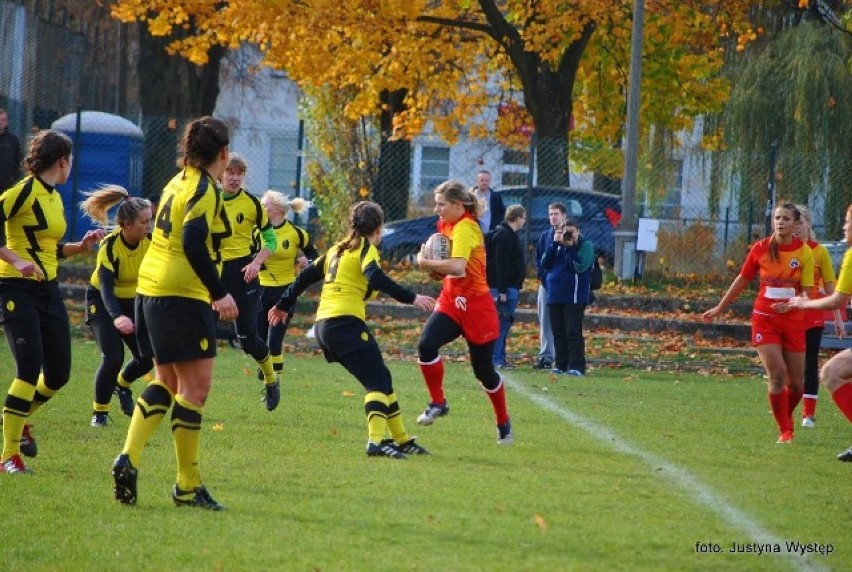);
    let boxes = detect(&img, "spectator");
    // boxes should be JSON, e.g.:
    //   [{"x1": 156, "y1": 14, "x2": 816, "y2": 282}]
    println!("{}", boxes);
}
[
  {"x1": 541, "y1": 218, "x2": 595, "y2": 376},
  {"x1": 533, "y1": 202, "x2": 567, "y2": 369},
  {"x1": 471, "y1": 169, "x2": 505, "y2": 233},
  {"x1": 0, "y1": 108, "x2": 22, "y2": 191},
  {"x1": 486, "y1": 204, "x2": 527, "y2": 369}
]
